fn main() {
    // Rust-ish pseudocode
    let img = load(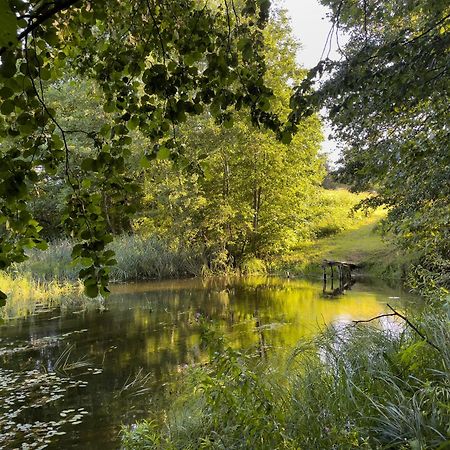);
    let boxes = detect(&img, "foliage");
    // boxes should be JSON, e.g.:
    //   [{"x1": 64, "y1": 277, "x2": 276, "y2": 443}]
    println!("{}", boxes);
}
[
  {"x1": 306, "y1": 188, "x2": 379, "y2": 239},
  {"x1": 138, "y1": 13, "x2": 324, "y2": 267},
  {"x1": 122, "y1": 311, "x2": 450, "y2": 449},
  {"x1": 291, "y1": 0, "x2": 450, "y2": 294},
  {"x1": 240, "y1": 257, "x2": 267, "y2": 274},
  {"x1": 0, "y1": 0, "x2": 281, "y2": 301}
]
